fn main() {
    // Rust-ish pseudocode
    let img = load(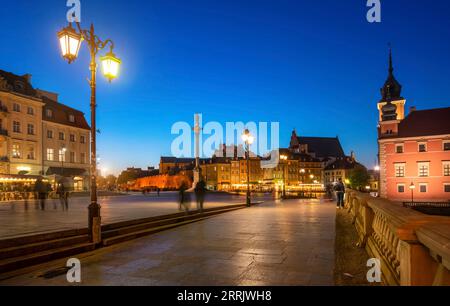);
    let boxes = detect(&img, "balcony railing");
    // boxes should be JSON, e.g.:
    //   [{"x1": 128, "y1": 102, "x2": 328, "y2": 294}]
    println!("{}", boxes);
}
[{"x1": 345, "y1": 190, "x2": 450, "y2": 286}]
